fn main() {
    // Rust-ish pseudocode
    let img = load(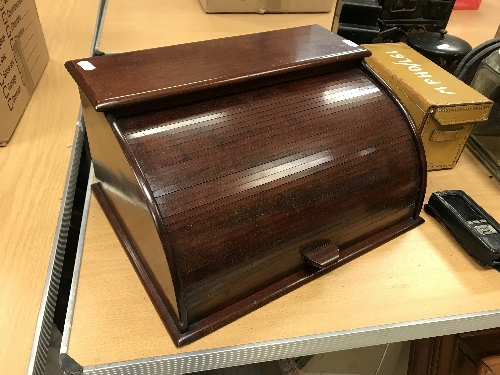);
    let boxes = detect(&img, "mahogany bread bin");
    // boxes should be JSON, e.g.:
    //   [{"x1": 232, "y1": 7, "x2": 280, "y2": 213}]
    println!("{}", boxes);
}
[{"x1": 65, "y1": 25, "x2": 427, "y2": 347}]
